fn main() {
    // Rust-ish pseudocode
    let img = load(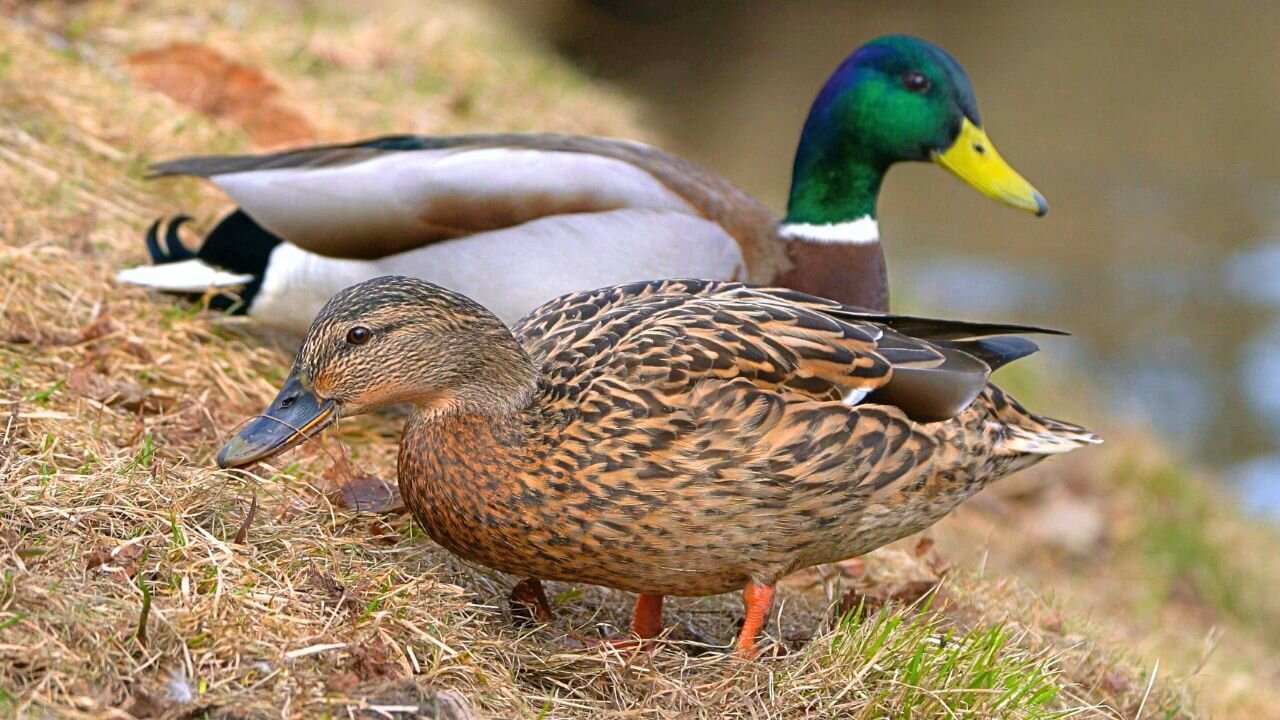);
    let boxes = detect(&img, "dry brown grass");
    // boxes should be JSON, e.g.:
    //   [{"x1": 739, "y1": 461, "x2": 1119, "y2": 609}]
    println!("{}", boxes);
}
[
  {"x1": 0, "y1": 1, "x2": 1260, "y2": 717},
  {"x1": 938, "y1": 442, "x2": 1280, "y2": 719}
]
